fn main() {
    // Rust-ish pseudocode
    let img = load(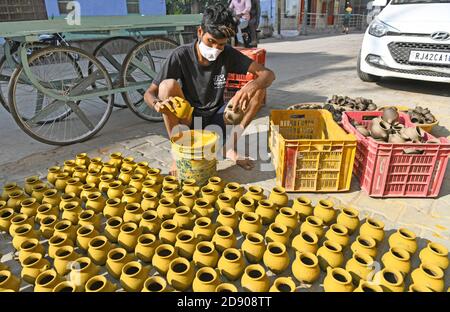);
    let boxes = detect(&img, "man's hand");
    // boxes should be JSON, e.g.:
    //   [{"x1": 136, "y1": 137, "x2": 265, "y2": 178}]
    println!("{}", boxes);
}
[
  {"x1": 231, "y1": 82, "x2": 258, "y2": 113},
  {"x1": 154, "y1": 97, "x2": 175, "y2": 115}
]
